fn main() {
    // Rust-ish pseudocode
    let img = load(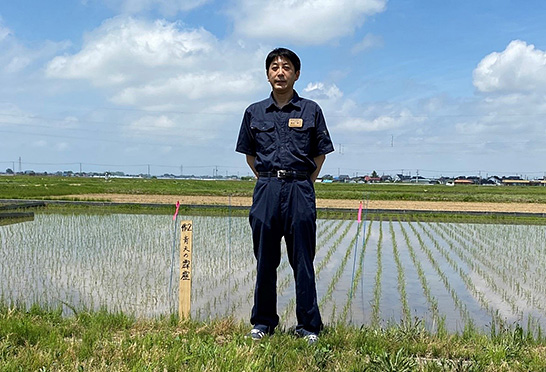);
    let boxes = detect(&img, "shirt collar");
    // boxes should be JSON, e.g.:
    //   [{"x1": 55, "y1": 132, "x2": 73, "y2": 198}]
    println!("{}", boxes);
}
[{"x1": 265, "y1": 91, "x2": 302, "y2": 112}]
